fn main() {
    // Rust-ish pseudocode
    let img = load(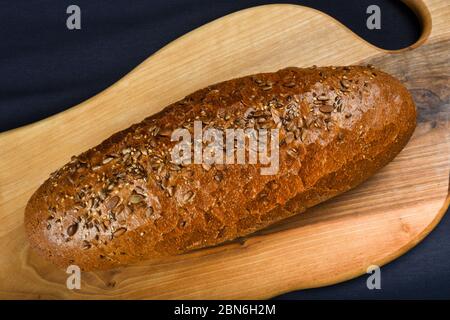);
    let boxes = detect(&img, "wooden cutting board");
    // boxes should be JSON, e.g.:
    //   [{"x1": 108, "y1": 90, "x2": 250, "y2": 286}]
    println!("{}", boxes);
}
[{"x1": 0, "y1": 0, "x2": 448, "y2": 299}]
